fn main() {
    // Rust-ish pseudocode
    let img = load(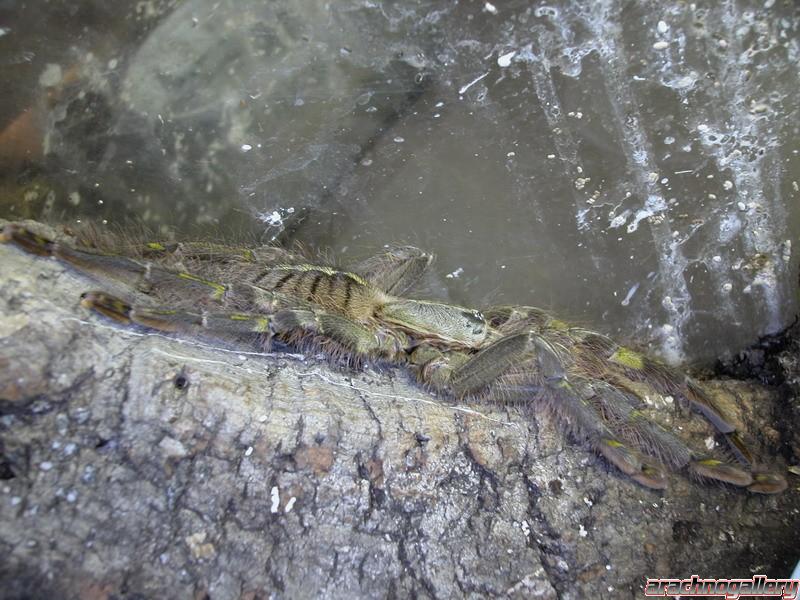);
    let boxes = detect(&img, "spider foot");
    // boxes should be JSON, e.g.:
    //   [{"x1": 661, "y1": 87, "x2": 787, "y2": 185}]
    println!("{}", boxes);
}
[
  {"x1": 80, "y1": 291, "x2": 133, "y2": 324},
  {"x1": 597, "y1": 438, "x2": 668, "y2": 490},
  {"x1": 1, "y1": 222, "x2": 55, "y2": 256},
  {"x1": 746, "y1": 471, "x2": 788, "y2": 494}
]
